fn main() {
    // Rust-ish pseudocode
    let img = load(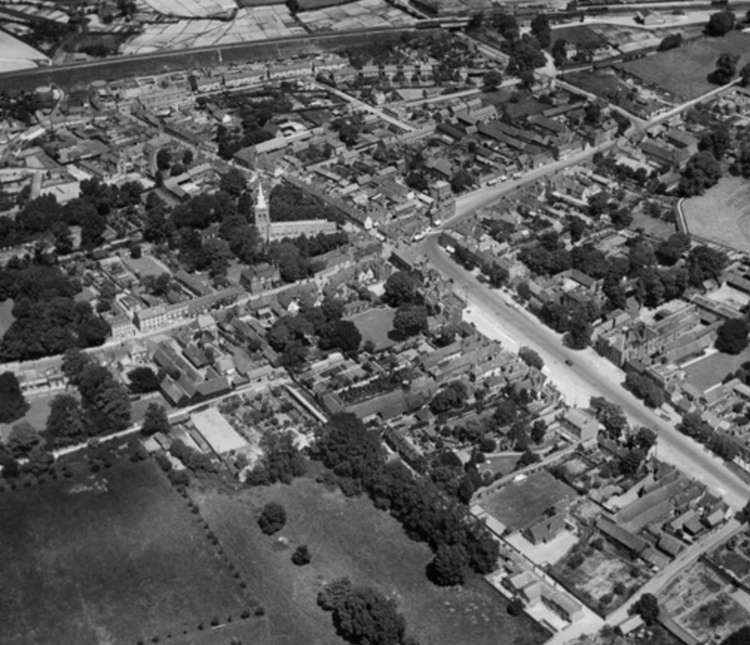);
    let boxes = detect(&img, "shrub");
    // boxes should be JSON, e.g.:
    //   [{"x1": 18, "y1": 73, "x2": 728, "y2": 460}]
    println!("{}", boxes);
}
[
  {"x1": 291, "y1": 544, "x2": 311, "y2": 565},
  {"x1": 258, "y1": 502, "x2": 286, "y2": 535},
  {"x1": 507, "y1": 598, "x2": 524, "y2": 616}
]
